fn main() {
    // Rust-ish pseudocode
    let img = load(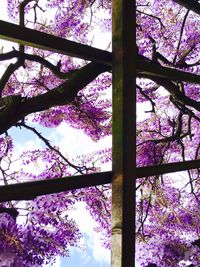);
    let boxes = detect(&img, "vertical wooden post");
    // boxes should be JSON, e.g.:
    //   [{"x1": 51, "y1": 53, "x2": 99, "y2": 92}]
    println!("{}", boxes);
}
[{"x1": 111, "y1": 0, "x2": 136, "y2": 267}]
